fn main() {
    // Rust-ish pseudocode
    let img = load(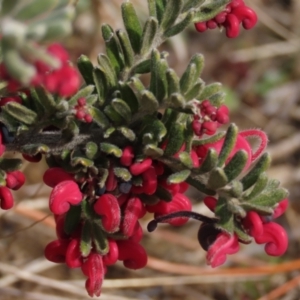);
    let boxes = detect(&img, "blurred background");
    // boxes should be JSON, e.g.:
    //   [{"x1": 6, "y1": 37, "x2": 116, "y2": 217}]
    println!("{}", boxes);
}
[{"x1": 1, "y1": 0, "x2": 300, "y2": 299}]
